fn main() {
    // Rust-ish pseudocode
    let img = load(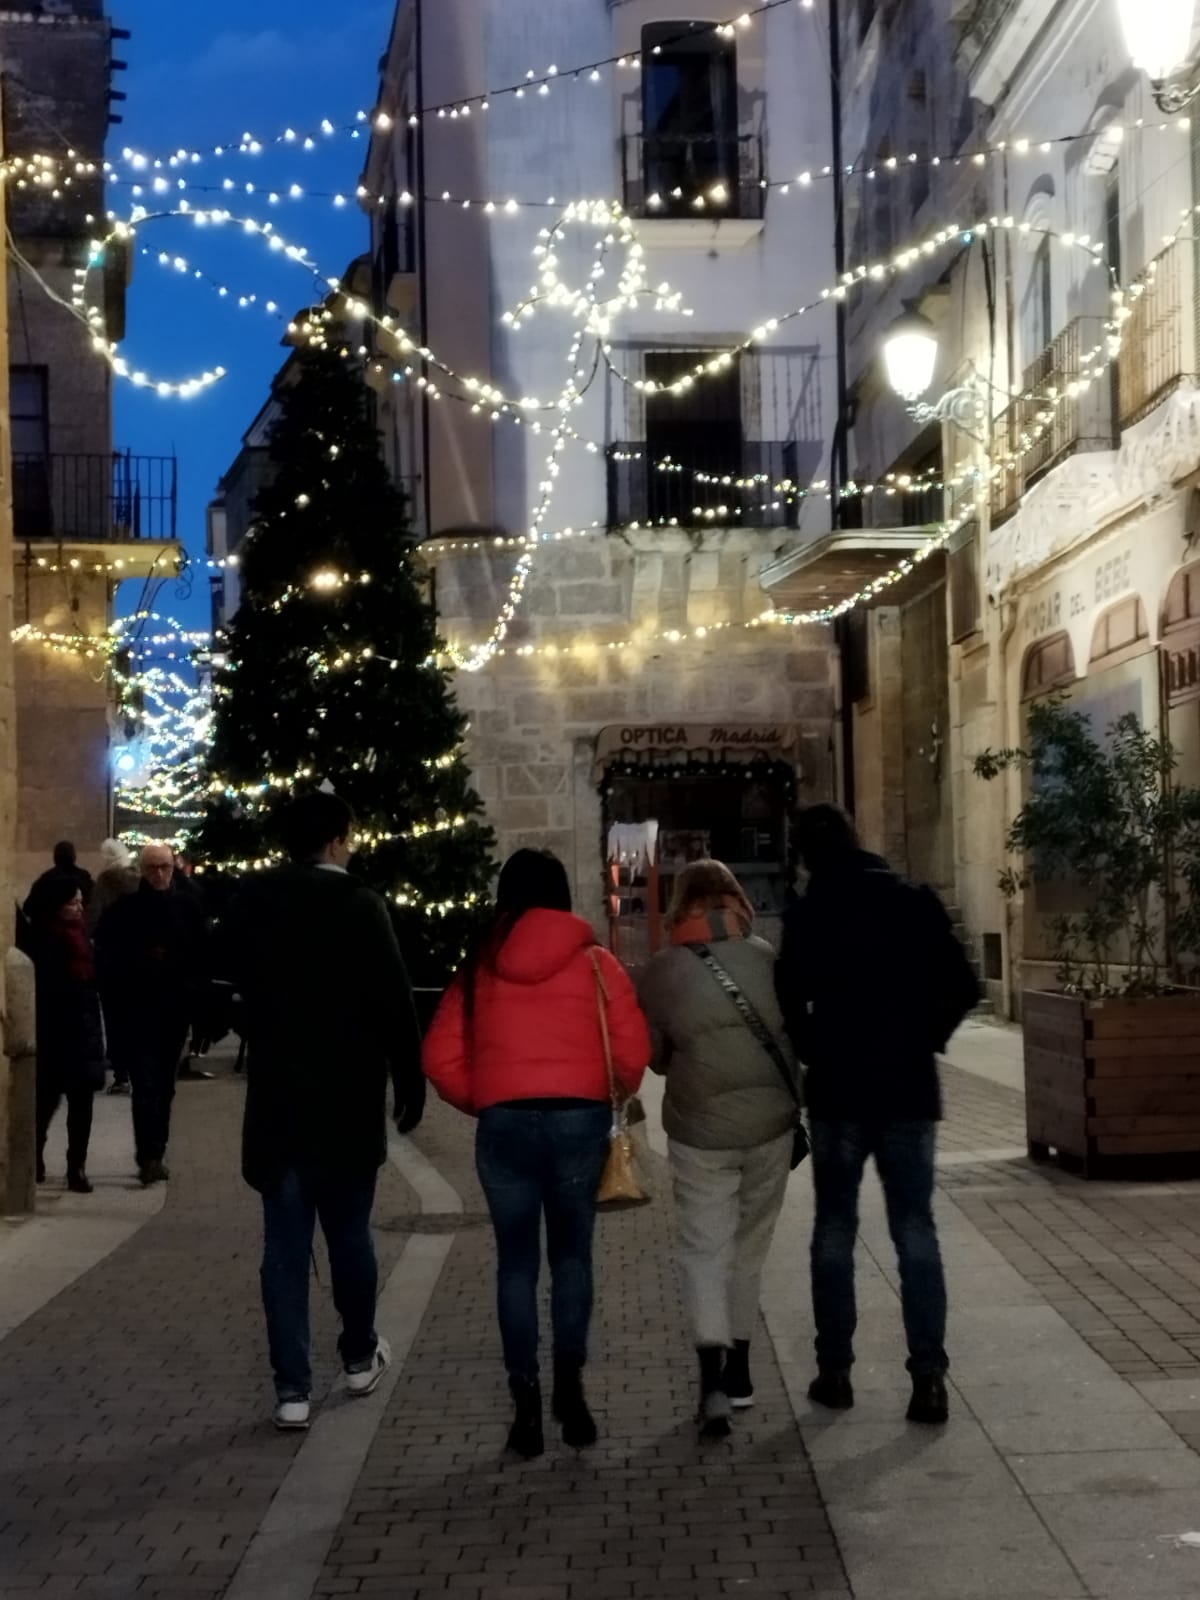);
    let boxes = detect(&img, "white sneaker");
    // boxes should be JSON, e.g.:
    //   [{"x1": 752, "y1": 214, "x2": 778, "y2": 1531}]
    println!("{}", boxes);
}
[
  {"x1": 273, "y1": 1398, "x2": 311, "y2": 1430},
  {"x1": 345, "y1": 1335, "x2": 391, "y2": 1397}
]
